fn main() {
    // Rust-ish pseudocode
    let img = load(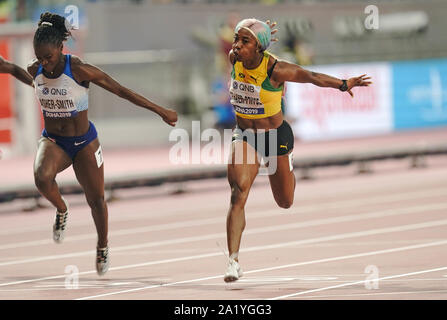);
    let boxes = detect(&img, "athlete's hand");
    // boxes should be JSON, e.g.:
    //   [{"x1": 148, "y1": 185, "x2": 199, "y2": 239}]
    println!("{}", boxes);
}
[
  {"x1": 161, "y1": 109, "x2": 178, "y2": 127},
  {"x1": 266, "y1": 20, "x2": 279, "y2": 42},
  {"x1": 346, "y1": 74, "x2": 372, "y2": 98}
]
